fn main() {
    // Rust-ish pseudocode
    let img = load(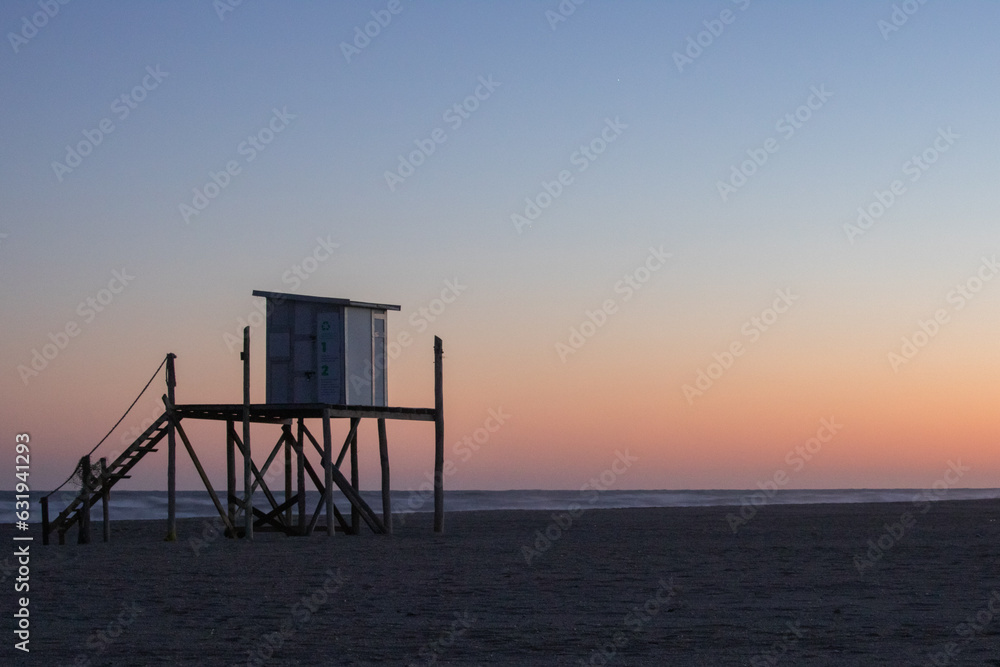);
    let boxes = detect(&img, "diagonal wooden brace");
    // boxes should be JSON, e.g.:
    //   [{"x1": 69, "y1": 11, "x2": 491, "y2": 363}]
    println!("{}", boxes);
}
[
  {"x1": 328, "y1": 464, "x2": 384, "y2": 534},
  {"x1": 162, "y1": 396, "x2": 236, "y2": 537},
  {"x1": 227, "y1": 422, "x2": 287, "y2": 529}
]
